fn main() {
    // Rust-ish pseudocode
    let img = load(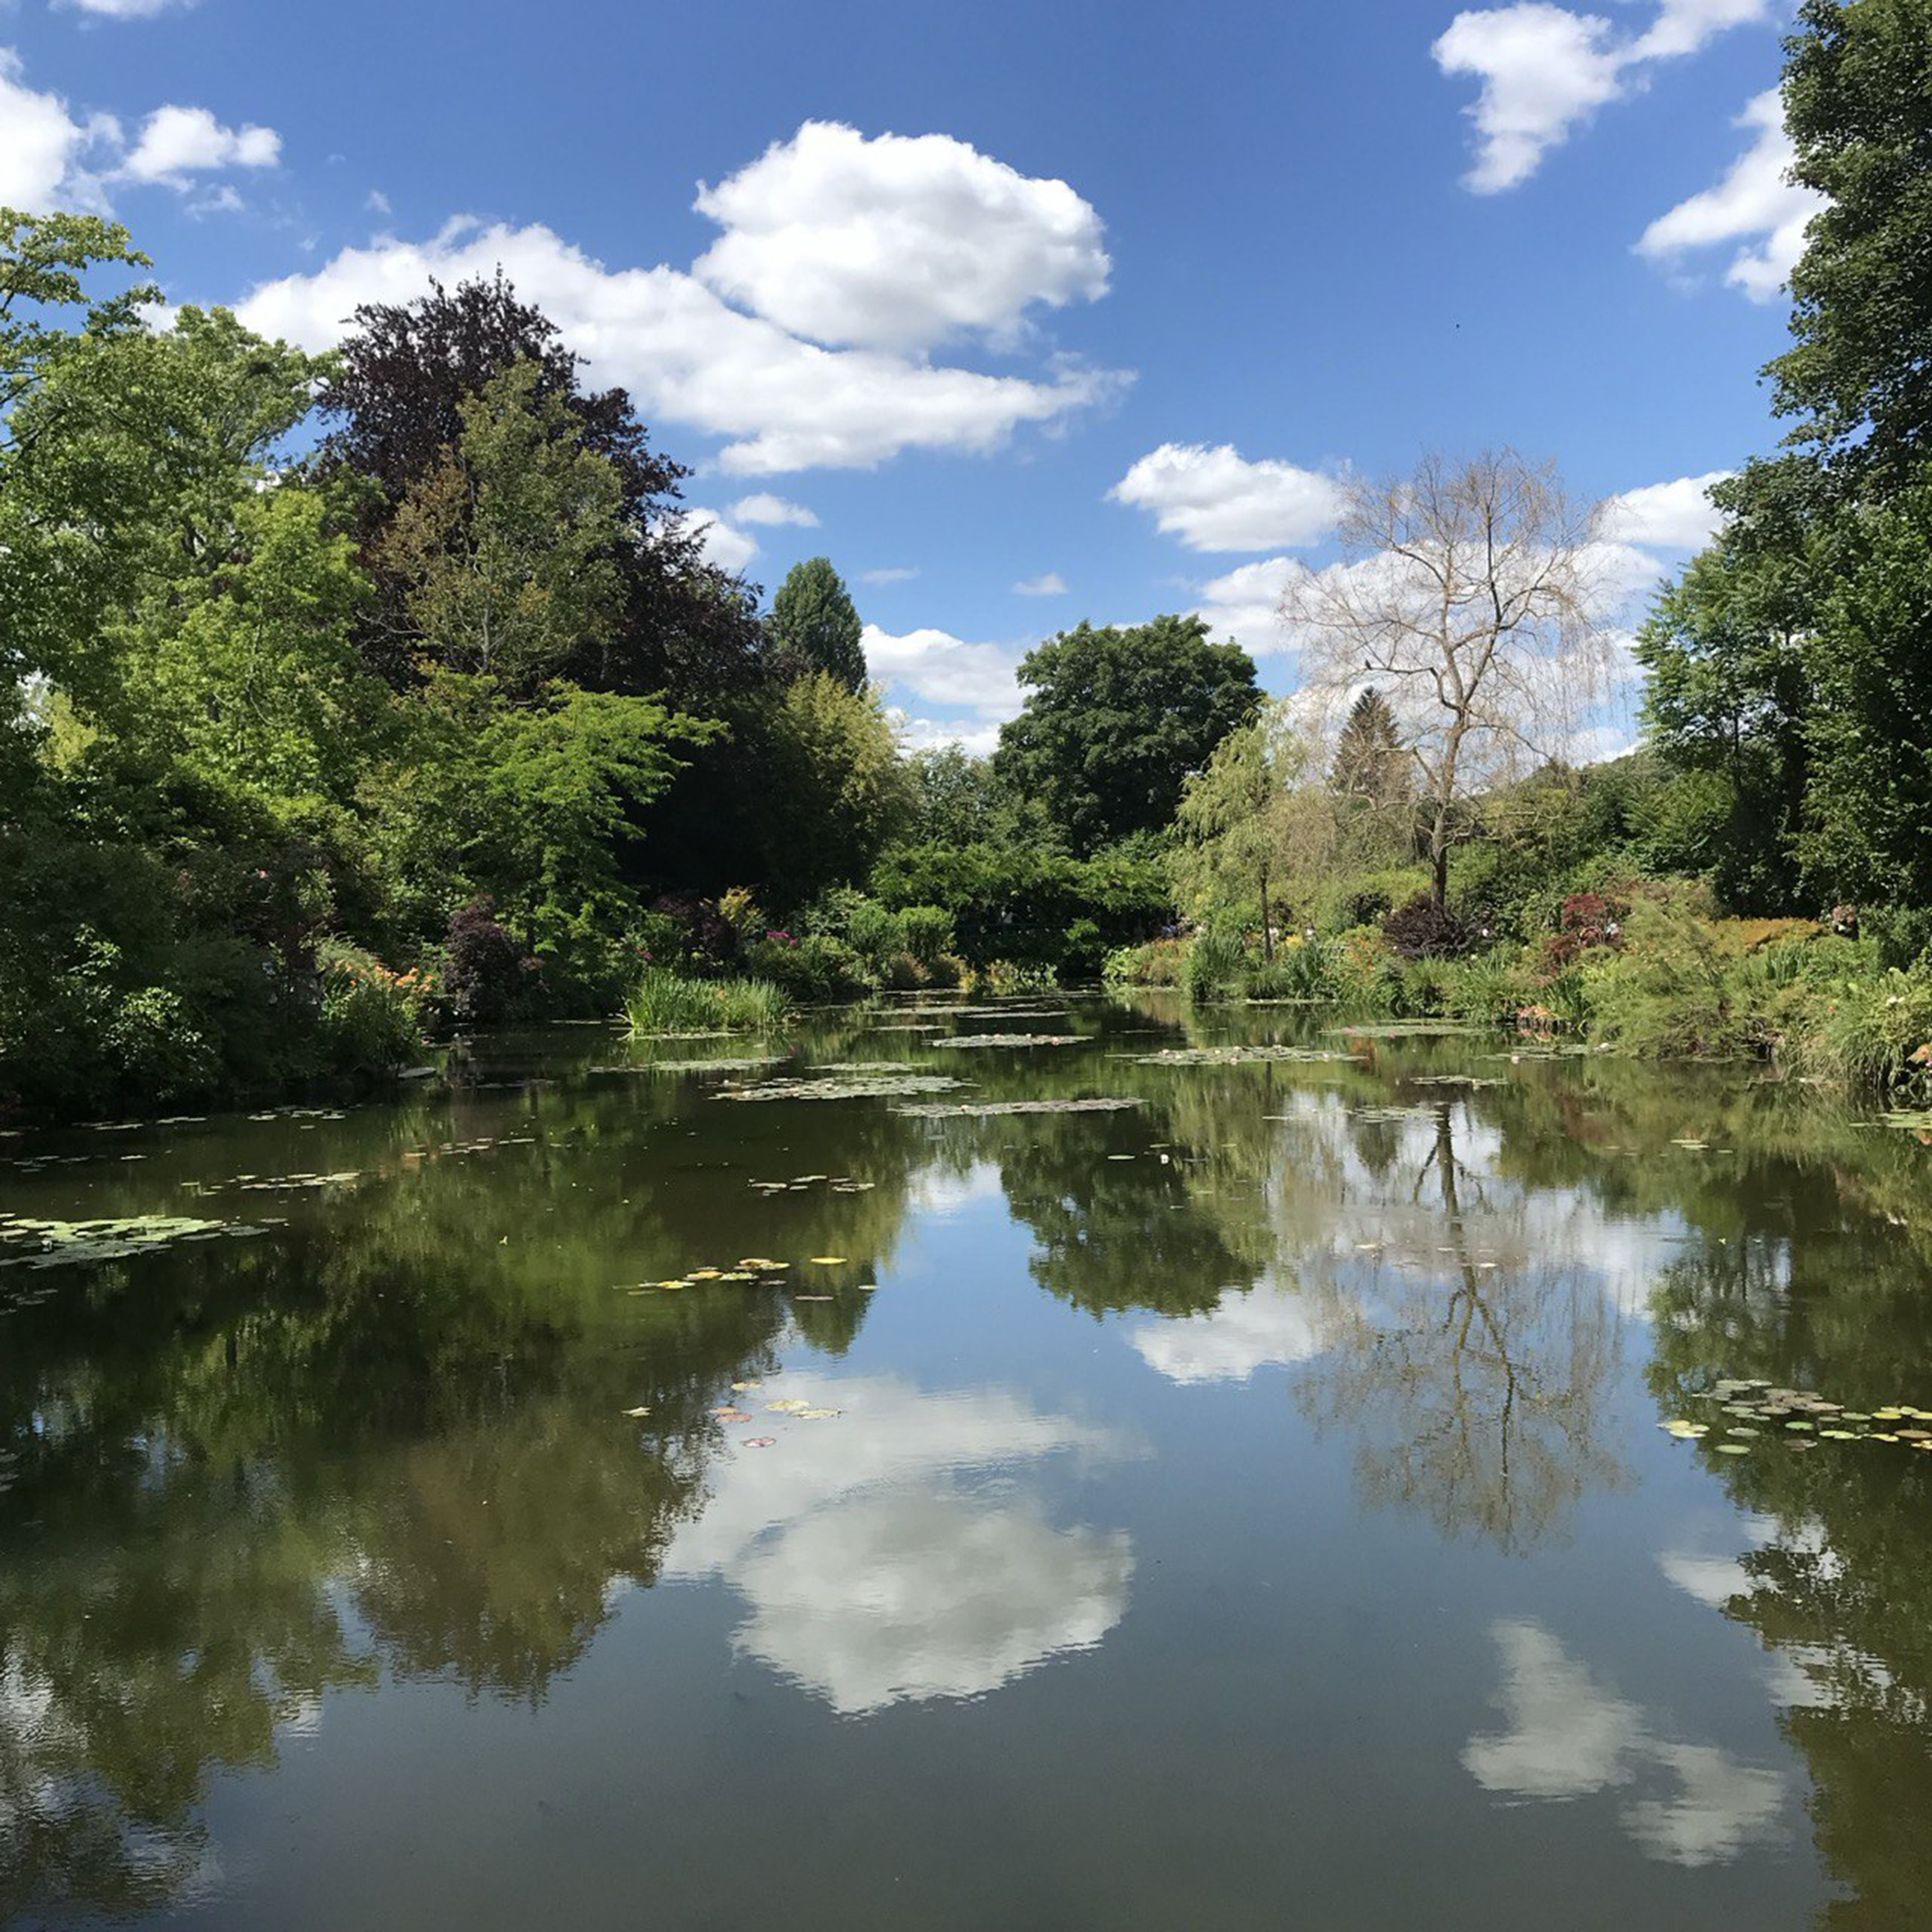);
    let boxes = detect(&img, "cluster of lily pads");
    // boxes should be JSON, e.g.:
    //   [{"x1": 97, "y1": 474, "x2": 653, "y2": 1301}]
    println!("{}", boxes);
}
[
  {"x1": 622, "y1": 1256, "x2": 874, "y2": 1298},
  {"x1": 715, "y1": 1072, "x2": 966, "y2": 1103},
  {"x1": 937, "y1": 1034, "x2": 1083, "y2": 1050},
  {"x1": 894, "y1": 1096, "x2": 1145, "y2": 1119},
  {"x1": 1663, "y1": 1377, "x2": 1932, "y2": 1454},
  {"x1": 1134, "y1": 1045, "x2": 1350, "y2": 1067},
  {"x1": 0, "y1": 1213, "x2": 263, "y2": 1270},
  {"x1": 747, "y1": 1172, "x2": 877, "y2": 1194}
]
